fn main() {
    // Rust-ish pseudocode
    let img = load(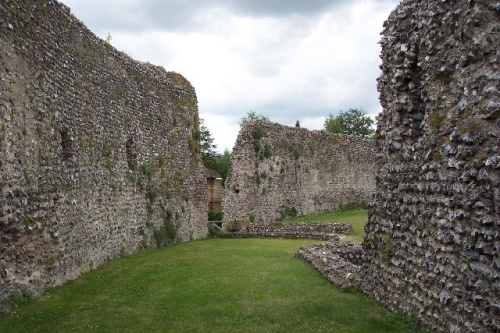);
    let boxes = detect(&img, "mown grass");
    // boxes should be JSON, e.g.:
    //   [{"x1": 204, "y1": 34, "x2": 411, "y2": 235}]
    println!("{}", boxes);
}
[
  {"x1": 285, "y1": 209, "x2": 368, "y2": 242},
  {"x1": 0, "y1": 238, "x2": 420, "y2": 333}
]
